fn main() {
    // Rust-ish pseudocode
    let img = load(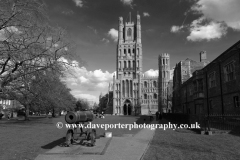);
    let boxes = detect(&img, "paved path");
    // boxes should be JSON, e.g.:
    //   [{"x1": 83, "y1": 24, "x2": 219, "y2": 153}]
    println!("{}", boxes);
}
[{"x1": 35, "y1": 120, "x2": 156, "y2": 160}]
